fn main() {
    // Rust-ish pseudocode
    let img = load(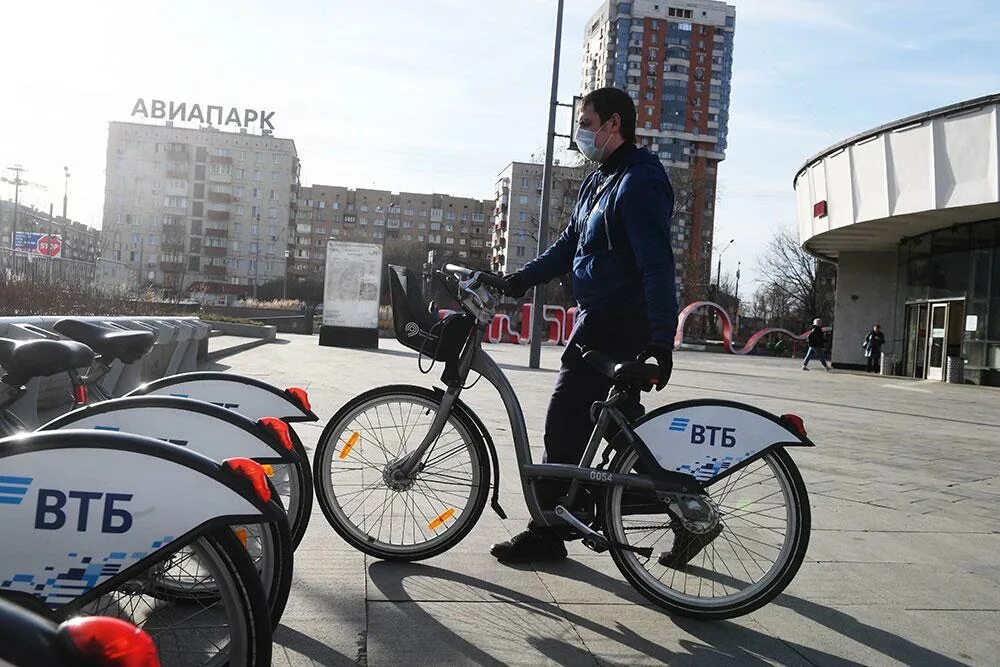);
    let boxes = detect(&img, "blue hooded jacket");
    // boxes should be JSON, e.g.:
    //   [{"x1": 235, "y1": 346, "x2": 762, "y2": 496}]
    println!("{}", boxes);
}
[{"x1": 519, "y1": 143, "x2": 678, "y2": 345}]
